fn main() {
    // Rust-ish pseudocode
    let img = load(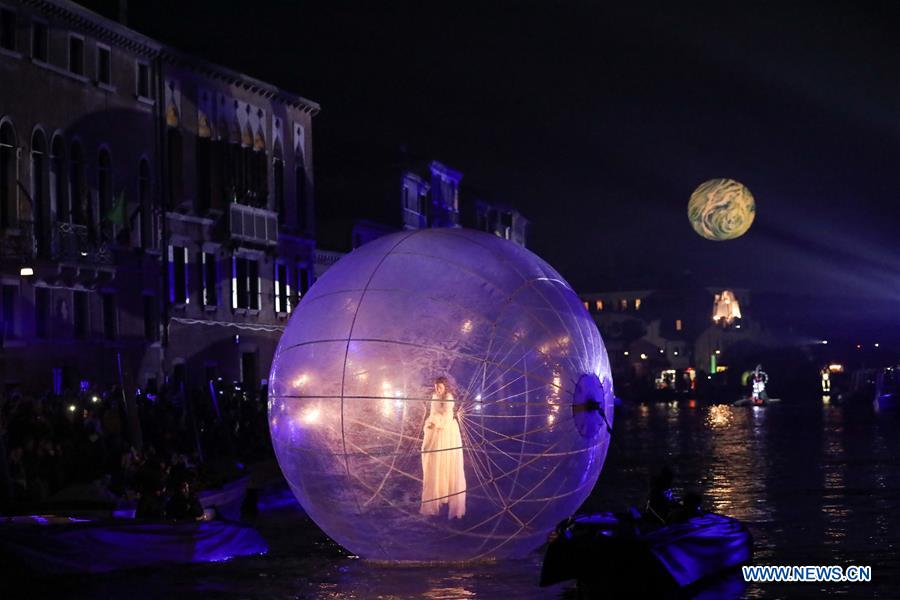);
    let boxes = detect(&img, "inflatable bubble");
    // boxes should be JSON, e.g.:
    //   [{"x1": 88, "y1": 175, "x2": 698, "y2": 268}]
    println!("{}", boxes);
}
[{"x1": 268, "y1": 228, "x2": 613, "y2": 561}]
